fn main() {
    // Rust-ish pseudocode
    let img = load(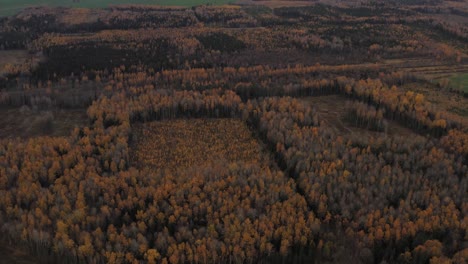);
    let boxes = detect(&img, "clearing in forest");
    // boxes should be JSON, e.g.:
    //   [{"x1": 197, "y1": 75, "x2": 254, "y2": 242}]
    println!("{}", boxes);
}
[
  {"x1": 130, "y1": 118, "x2": 267, "y2": 170},
  {"x1": 301, "y1": 95, "x2": 417, "y2": 137},
  {"x1": 0, "y1": 50, "x2": 43, "y2": 77},
  {"x1": 449, "y1": 73, "x2": 468, "y2": 92},
  {"x1": 0, "y1": 107, "x2": 88, "y2": 139},
  {"x1": 400, "y1": 82, "x2": 468, "y2": 117}
]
